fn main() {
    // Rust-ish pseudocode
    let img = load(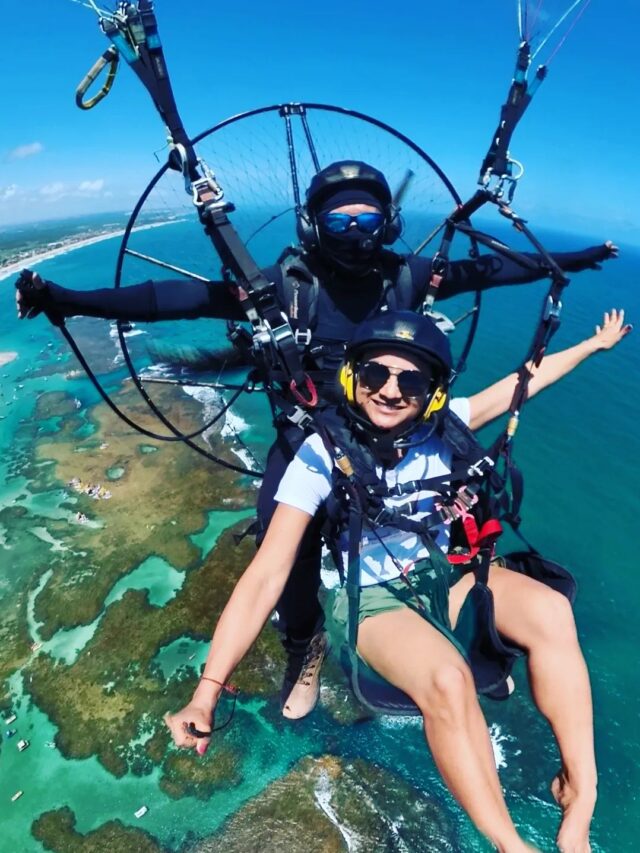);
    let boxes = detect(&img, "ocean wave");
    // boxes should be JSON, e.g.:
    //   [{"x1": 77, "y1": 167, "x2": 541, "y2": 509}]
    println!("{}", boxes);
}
[
  {"x1": 180, "y1": 385, "x2": 260, "y2": 474},
  {"x1": 220, "y1": 407, "x2": 250, "y2": 436},
  {"x1": 489, "y1": 722, "x2": 516, "y2": 769},
  {"x1": 379, "y1": 714, "x2": 423, "y2": 729},
  {"x1": 314, "y1": 770, "x2": 359, "y2": 851}
]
